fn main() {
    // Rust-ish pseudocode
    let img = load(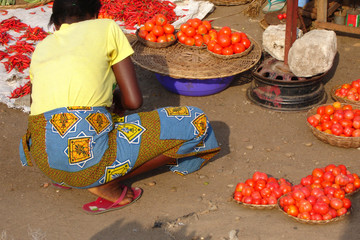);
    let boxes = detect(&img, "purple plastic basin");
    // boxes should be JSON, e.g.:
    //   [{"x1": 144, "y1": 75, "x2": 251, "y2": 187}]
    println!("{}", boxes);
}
[{"x1": 155, "y1": 73, "x2": 234, "y2": 97}]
